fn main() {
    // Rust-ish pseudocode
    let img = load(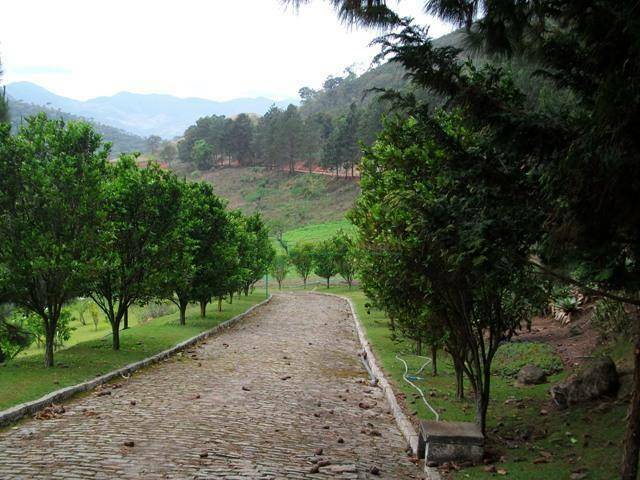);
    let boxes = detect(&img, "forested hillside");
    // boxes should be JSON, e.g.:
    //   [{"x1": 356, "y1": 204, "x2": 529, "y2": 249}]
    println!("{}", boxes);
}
[
  {"x1": 173, "y1": 29, "x2": 468, "y2": 178},
  {"x1": 8, "y1": 98, "x2": 149, "y2": 155}
]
